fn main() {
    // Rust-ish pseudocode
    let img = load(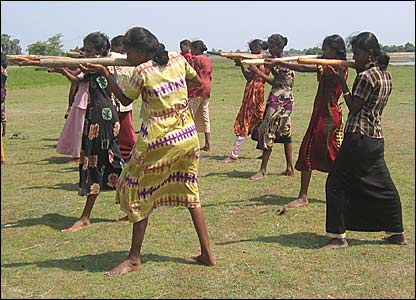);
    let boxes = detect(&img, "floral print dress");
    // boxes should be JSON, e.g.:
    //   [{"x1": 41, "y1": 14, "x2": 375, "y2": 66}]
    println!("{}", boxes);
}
[{"x1": 78, "y1": 72, "x2": 124, "y2": 196}]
